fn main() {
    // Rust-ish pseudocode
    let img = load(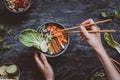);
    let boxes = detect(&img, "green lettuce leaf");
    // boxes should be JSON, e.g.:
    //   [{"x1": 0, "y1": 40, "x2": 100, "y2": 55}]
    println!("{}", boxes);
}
[
  {"x1": 19, "y1": 29, "x2": 48, "y2": 52},
  {"x1": 104, "y1": 32, "x2": 120, "y2": 53},
  {"x1": 101, "y1": 11, "x2": 107, "y2": 18}
]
